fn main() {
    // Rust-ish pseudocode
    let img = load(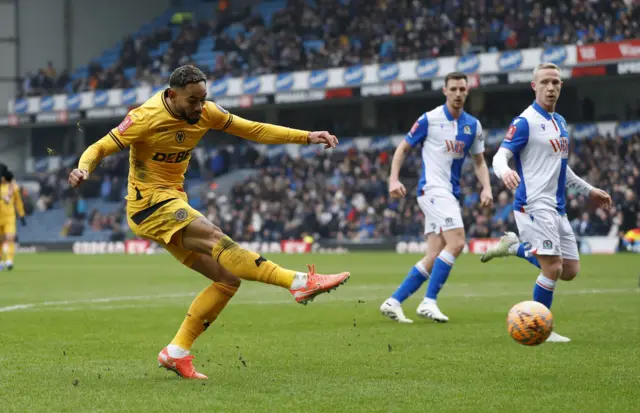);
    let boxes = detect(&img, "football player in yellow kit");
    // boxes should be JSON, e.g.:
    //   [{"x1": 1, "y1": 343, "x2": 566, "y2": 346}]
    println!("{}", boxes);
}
[
  {"x1": 0, "y1": 166, "x2": 26, "y2": 271},
  {"x1": 68, "y1": 65, "x2": 350, "y2": 379}
]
